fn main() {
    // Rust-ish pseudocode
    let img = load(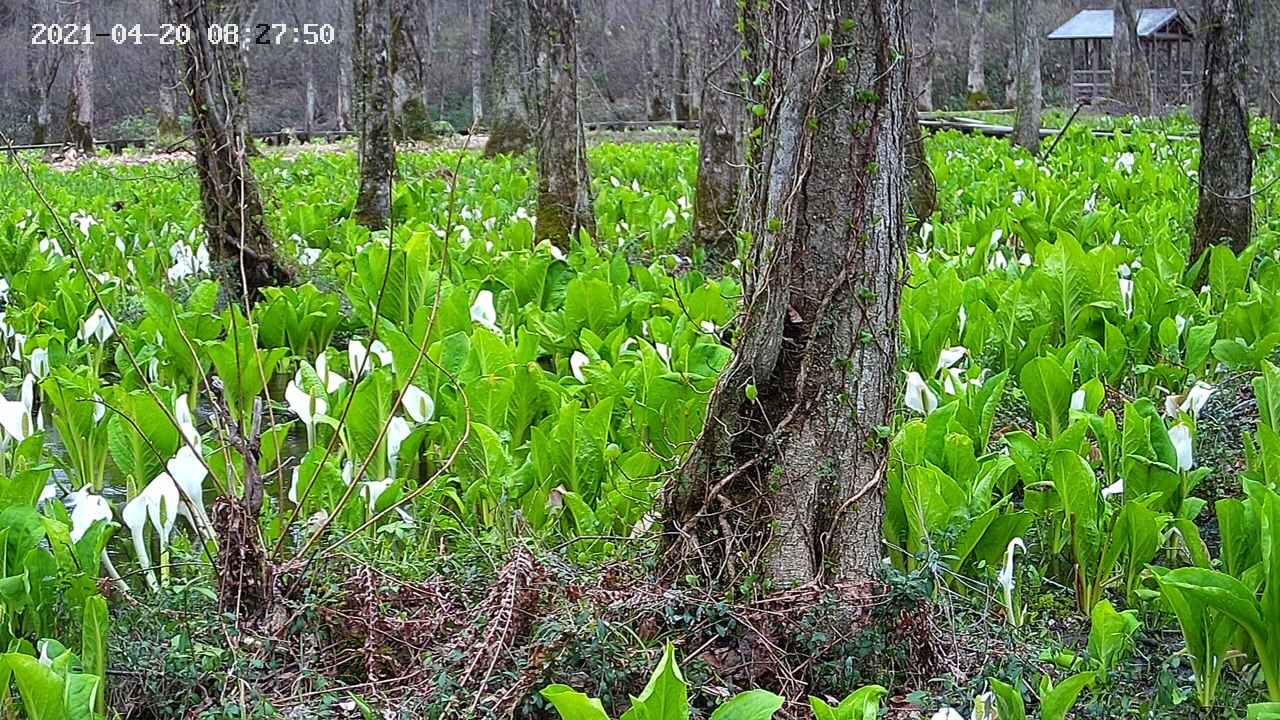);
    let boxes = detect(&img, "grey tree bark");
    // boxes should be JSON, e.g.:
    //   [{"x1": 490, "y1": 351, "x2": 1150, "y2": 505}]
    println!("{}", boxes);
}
[
  {"x1": 662, "y1": 0, "x2": 908, "y2": 589},
  {"x1": 906, "y1": 105, "x2": 936, "y2": 223},
  {"x1": 157, "y1": 0, "x2": 183, "y2": 139},
  {"x1": 691, "y1": 0, "x2": 742, "y2": 256},
  {"x1": 391, "y1": 0, "x2": 431, "y2": 139},
  {"x1": 484, "y1": 0, "x2": 534, "y2": 156},
  {"x1": 668, "y1": 0, "x2": 690, "y2": 121},
  {"x1": 1262, "y1": 0, "x2": 1280, "y2": 125},
  {"x1": 1194, "y1": 0, "x2": 1253, "y2": 259},
  {"x1": 529, "y1": 0, "x2": 596, "y2": 243},
  {"x1": 1112, "y1": 0, "x2": 1153, "y2": 113},
  {"x1": 336, "y1": 0, "x2": 355, "y2": 132},
  {"x1": 66, "y1": 0, "x2": 94, "y2": 154},
  {"x1": 355, "y1": 0, "x2": 396, "y2": 229},
  {"x1": 25, "y1": 0, "x2": 61, "y2": 146},
  {"x1": 171, "y1": 0, "x2": 293, "y2": 300},
  {"x1": 966, "y1": 0, "x2": 990, "y2": 107},
  {"x1": 1012, "y1": 0, "x2": 1042, "y2": 152},
  {"x1": 645, "y1": 21, "x2": 667, "y2": 120},
  {"x1": 469, "y1": 0, "x2": 485, "y2": 125},
  {"x1": 917, "y1": 0, "x2": 937, "y2": 110}
]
